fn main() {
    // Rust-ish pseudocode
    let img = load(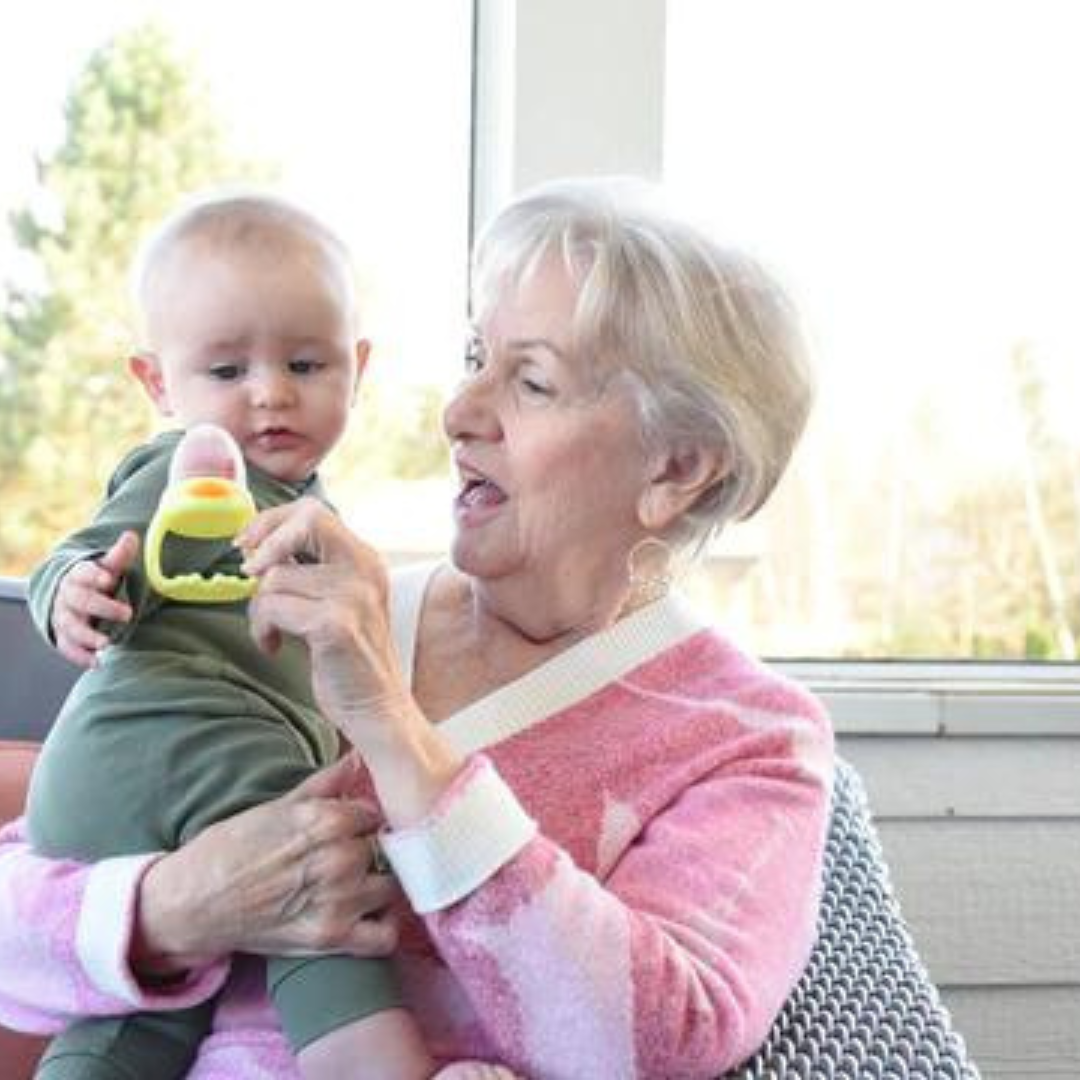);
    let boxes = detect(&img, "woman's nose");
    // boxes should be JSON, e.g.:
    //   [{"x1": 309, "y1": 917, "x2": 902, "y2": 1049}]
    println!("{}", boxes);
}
[{"x1": 443, "y1": 371, "x2": 501, "y2": 442}]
